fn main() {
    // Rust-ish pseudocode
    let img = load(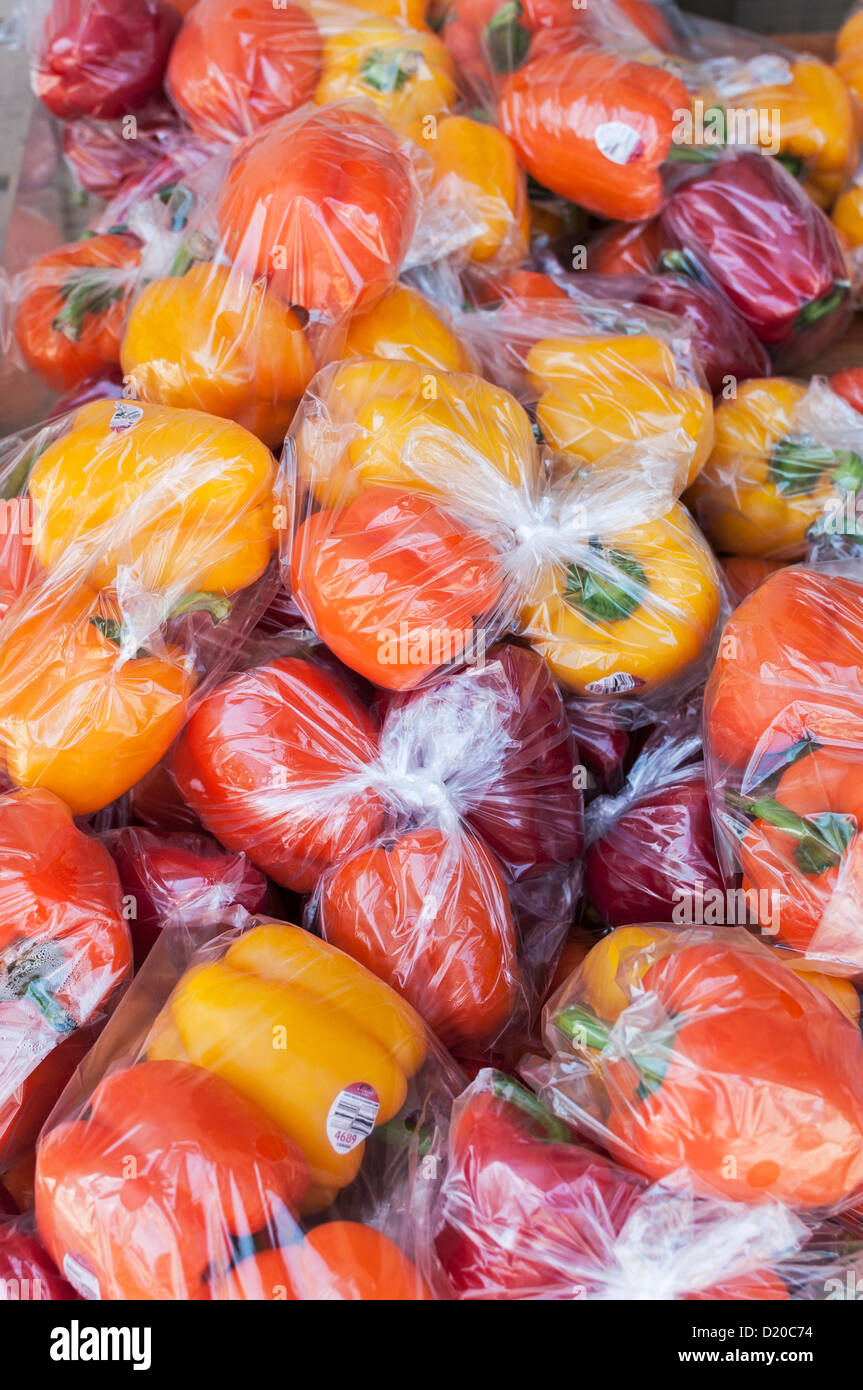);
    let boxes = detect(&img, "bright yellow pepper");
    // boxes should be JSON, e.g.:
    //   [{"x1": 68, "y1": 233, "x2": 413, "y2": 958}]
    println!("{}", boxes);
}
[
  {"x1": 29, "y1": 399, "x2": 277, "y2": 596},
  {"x1": 297, "y1": 358, "x2": 540, "y2": 507},
  {"x1": 833, "y1": 181, "x2": 863, "y2": 248},
  {"x1": 520, "y1": 502, "x2": 720, "y2": 696},
  {"x1": 343, "y1": 283, "x2": 474, "y2": 373},
  {"x1": 426, "y1": 114, "x2": 529, "y2": 265},
  {"x1": 685, "y1": 378, "x2": 863, "y2": 560},
  {"x1": 526, "y1": 334, "x2": 713, "y2": 490},
  {"x1": 121, "y1": 263, "x2": 315, "y2": 450},
  {"x1": 307, "y1": 0, "x2": 429, "y2": 26},
  {"x1": 836, "y1": 10, "x2": 863, "y2": 105},
  {"x1": 740, "y1": 56, "x2": 859, "y2": 180},
  {"x1": 147, "y1": 921, "x2": 427, "y2": 1213},
  {"x1": 314, "y1": 19, "x2": 455, "y2": 142}
]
